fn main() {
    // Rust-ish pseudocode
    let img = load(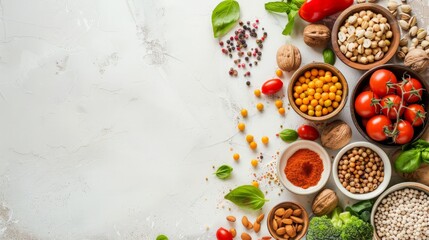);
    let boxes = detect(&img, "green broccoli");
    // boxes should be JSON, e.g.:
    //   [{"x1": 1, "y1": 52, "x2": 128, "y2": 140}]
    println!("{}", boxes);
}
[
  {"x1": 339, "y1": 212, "x2": 373, "y2": 240},
  {"x1": 306, "y1": 215, "x2": 342, "y2": 240},
  {"x1": 307, "y1": 208, "x2": 373, "y2": 240}
]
